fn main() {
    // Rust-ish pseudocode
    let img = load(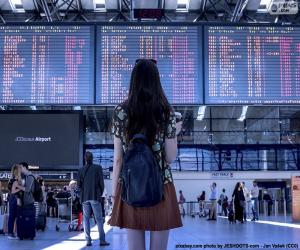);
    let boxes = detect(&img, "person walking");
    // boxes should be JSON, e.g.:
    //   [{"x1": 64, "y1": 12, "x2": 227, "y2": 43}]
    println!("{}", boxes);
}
[
  {"x1": 208, "y1": 183, "x2": 217, "y2": 220},
  {"x1": 242, "y1": 182, "x2": 250, "y2": 221},
  {"x1": 108, "y1": 59, "x2": 183, "y2": 250},
  {"x1": 232, "y1": 182, "x2": 245, "y2": 223},
  {"x1": 78, "y1": 152, "x2": 109, "y2": 247},
  {"x1": 7, "y1": 164, "x2": 23, "y2": 239},
  {"x1": 178, "y1": 190, "x2": 186, "y2": 216},
  {"x1": 219, "y1": 189, "x2": 228, "y2": 217},
  {"x1": 251, "y1": 181, "x2": 259, "y2": 221}
]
